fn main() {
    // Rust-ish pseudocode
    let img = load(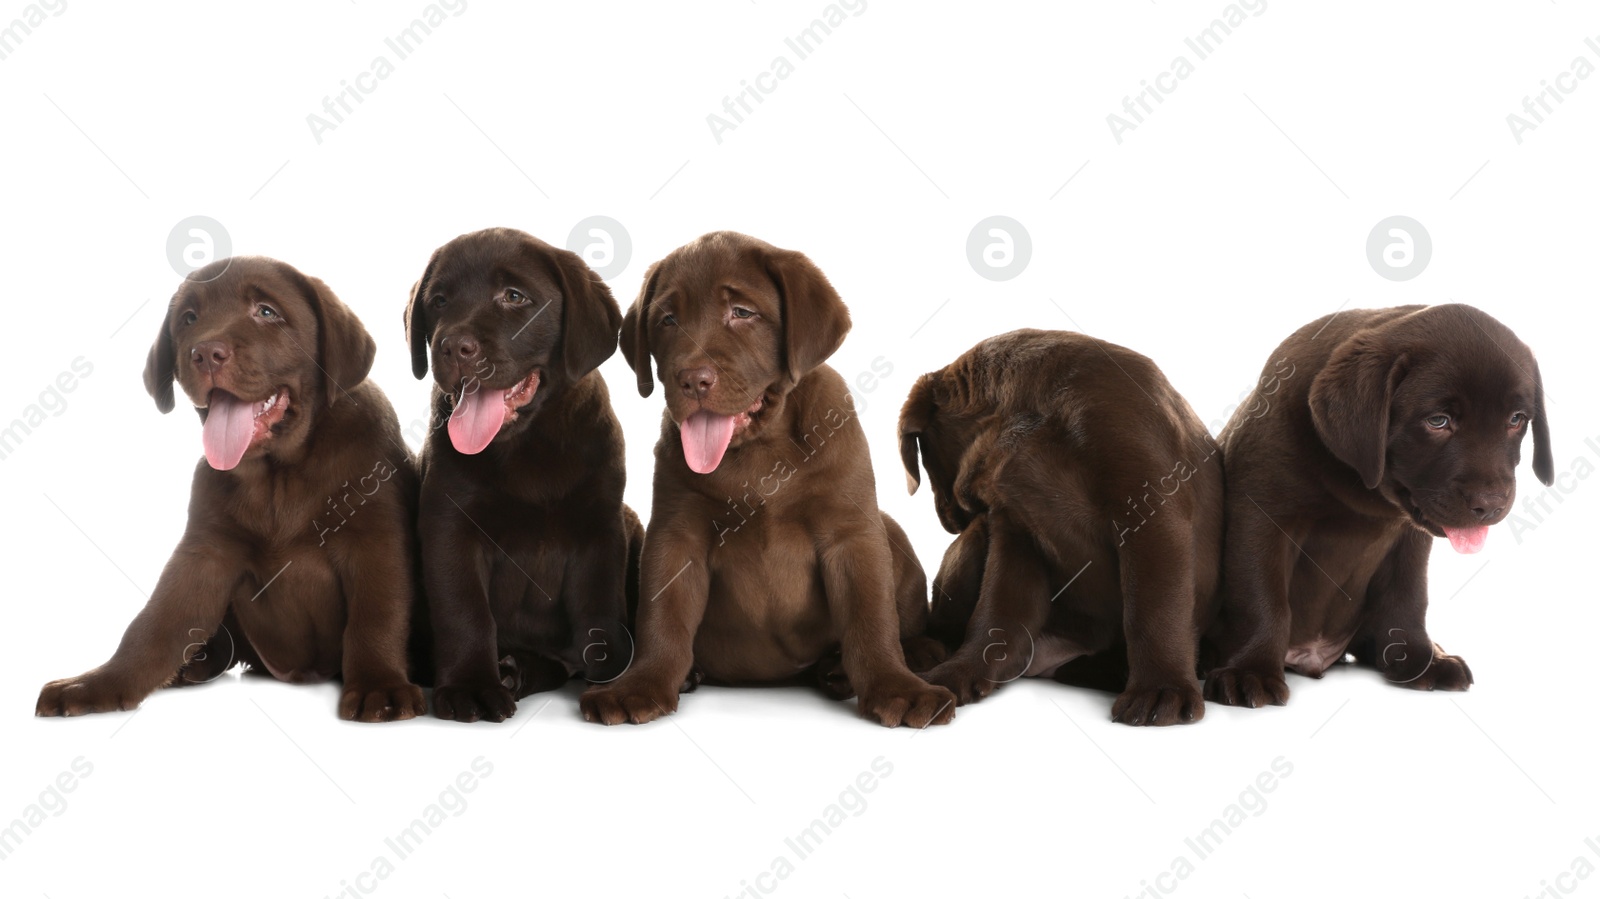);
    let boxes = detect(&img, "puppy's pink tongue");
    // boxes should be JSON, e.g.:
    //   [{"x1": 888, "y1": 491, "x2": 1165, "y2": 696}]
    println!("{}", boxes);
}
[
  {"x1": 680, "y1": 410, "x2": 737, "y2": 474},
  {"x1": 202, "y1": 392, "x2": 256, "y2": 471},
  {"x1": 448, "y1": 384, "x2": 506, "y2": 455},
  {"x1": 1443, "y1": 526, "x2": 1489, "y2": 554}
]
